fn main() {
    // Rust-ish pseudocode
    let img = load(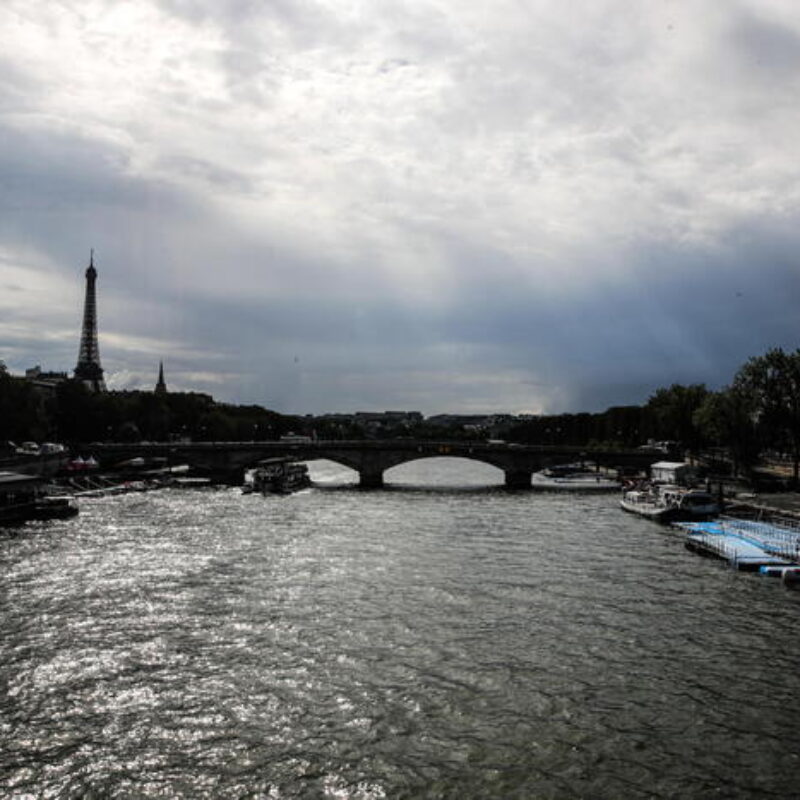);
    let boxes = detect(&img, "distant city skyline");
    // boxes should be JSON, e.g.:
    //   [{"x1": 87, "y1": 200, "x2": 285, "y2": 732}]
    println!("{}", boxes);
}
[{"x1": 2, "y1": 1, "x2": 799, "y2": 415}]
